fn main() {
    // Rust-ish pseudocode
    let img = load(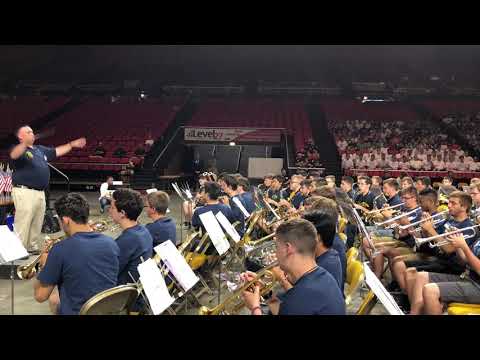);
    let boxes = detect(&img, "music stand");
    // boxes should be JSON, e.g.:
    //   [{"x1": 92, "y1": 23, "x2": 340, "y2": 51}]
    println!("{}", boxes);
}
[{"x1": 0, "y1": 226, "x2": 29, "y2": 315}]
